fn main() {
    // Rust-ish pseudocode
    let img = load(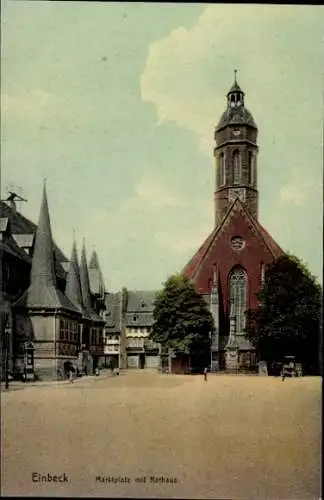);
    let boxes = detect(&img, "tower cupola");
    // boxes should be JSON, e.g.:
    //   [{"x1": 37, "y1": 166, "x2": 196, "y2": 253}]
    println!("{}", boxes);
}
[{"x1": 227, "y1": 71, "x2": 245, "y2": 108}]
